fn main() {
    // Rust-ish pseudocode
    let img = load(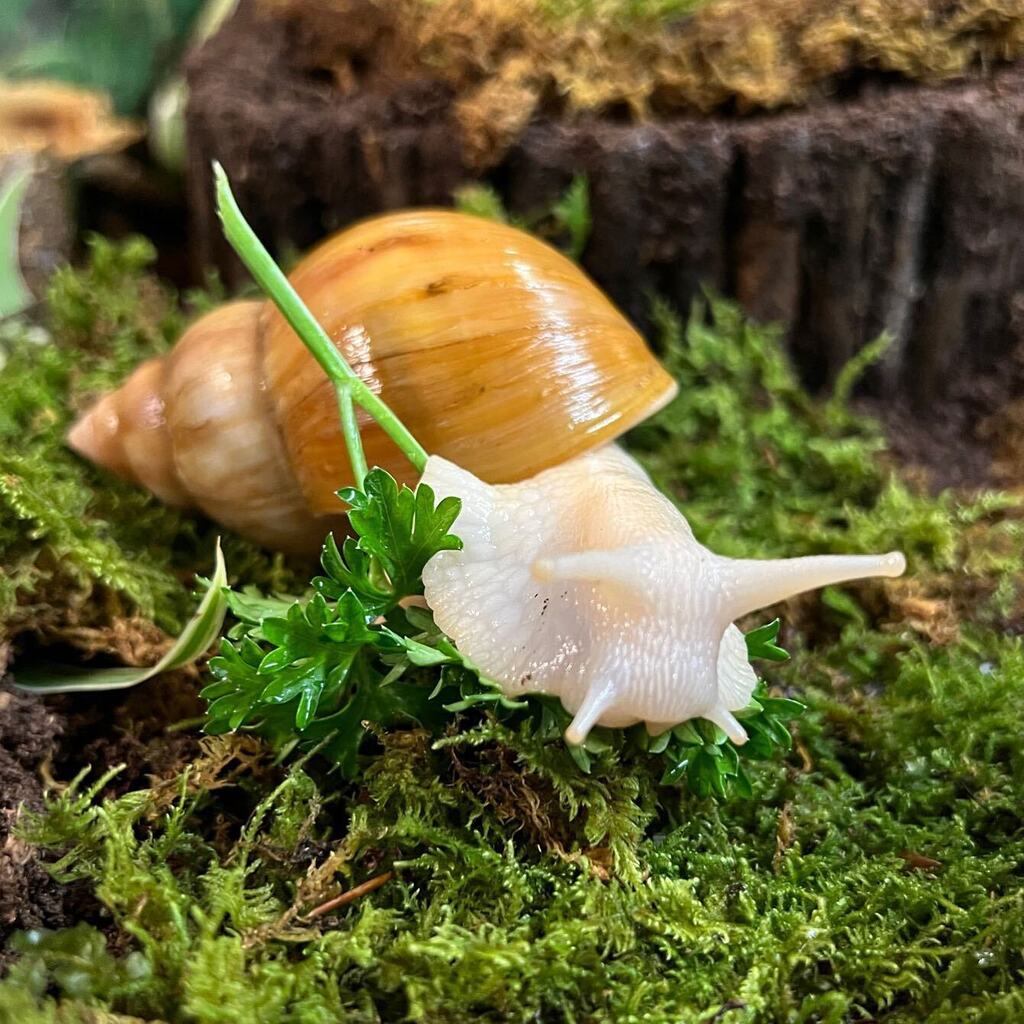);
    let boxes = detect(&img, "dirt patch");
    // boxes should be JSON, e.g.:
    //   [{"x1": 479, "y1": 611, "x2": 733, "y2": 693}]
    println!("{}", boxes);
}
[
  {"x1": 862, "y1": 362, "x2": 1024, "y2": 492},
  {"x1": 0, "y1": 685, "x2": 81, "y2": 970},
  {"x1": 0, "y1": 673, "x2": 202, "y2": 965}
]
